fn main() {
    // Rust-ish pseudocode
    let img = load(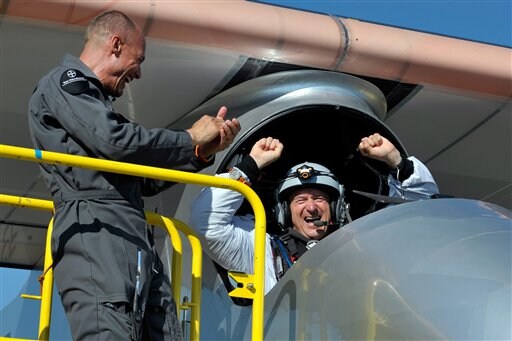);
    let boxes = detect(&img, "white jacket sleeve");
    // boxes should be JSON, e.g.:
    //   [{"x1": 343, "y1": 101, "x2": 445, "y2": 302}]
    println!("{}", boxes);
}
[
  {"x1": 188, "y1": 173, "x2": 277, "y2": 293},
  {"x1": 388, "y1": 156, "x2": 440, "y2": 200}
]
